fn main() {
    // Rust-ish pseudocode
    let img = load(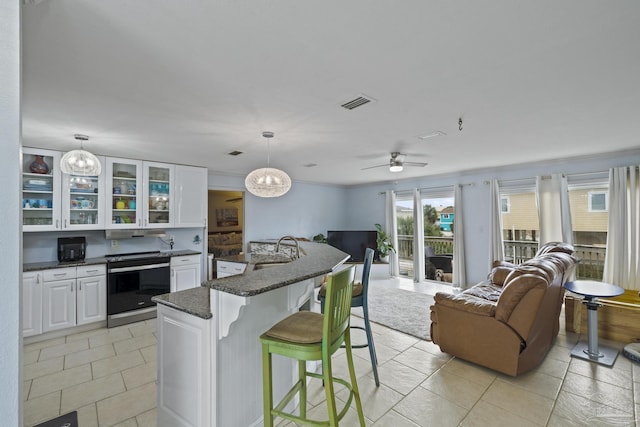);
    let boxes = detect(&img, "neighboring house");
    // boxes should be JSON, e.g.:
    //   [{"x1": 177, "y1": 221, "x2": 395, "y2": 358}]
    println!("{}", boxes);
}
[{"x1": 439, "y1": 207, "x2": 454, "y2": 232}]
